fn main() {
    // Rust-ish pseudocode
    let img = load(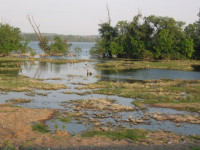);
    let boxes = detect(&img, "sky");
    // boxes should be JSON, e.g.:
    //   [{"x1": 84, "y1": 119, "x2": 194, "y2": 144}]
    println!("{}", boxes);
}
[{"x1": 0, "y1": 0, "x2": 200, "y2": 35}]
